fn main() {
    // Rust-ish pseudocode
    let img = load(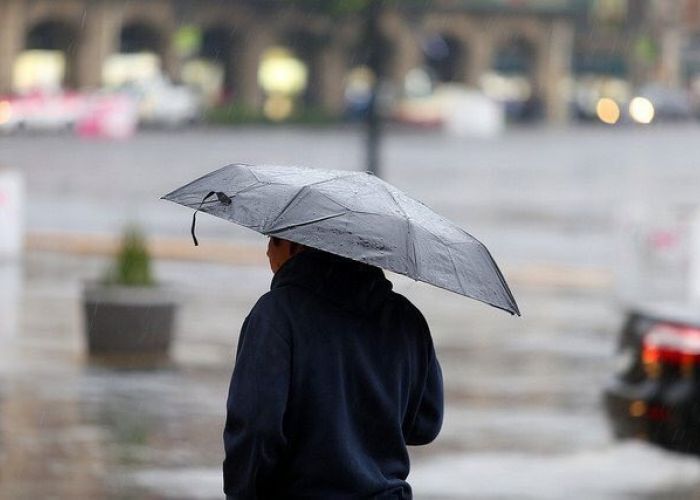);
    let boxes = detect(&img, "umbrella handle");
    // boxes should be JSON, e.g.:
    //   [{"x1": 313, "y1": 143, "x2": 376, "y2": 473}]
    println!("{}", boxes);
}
[{"x1": 191, "y1": 191, "x2": 232, "y2": 246}]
